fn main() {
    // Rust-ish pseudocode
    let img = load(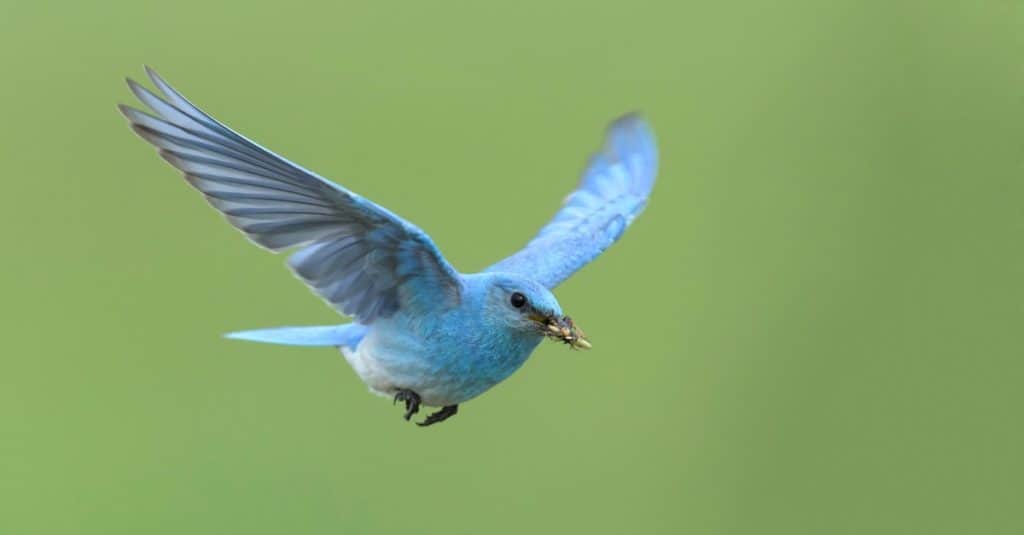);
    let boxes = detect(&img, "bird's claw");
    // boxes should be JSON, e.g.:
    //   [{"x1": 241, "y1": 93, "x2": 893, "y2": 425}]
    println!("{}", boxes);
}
[
  {"x1": 392, "y1": 391, "x2": 458, "y2": 426},
  {"x1": 417, "y1": 405, "x2": 459, "y2": 427},
  {"x1": 393, "y1": 389, "x2": 421, "y2": 421}
]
